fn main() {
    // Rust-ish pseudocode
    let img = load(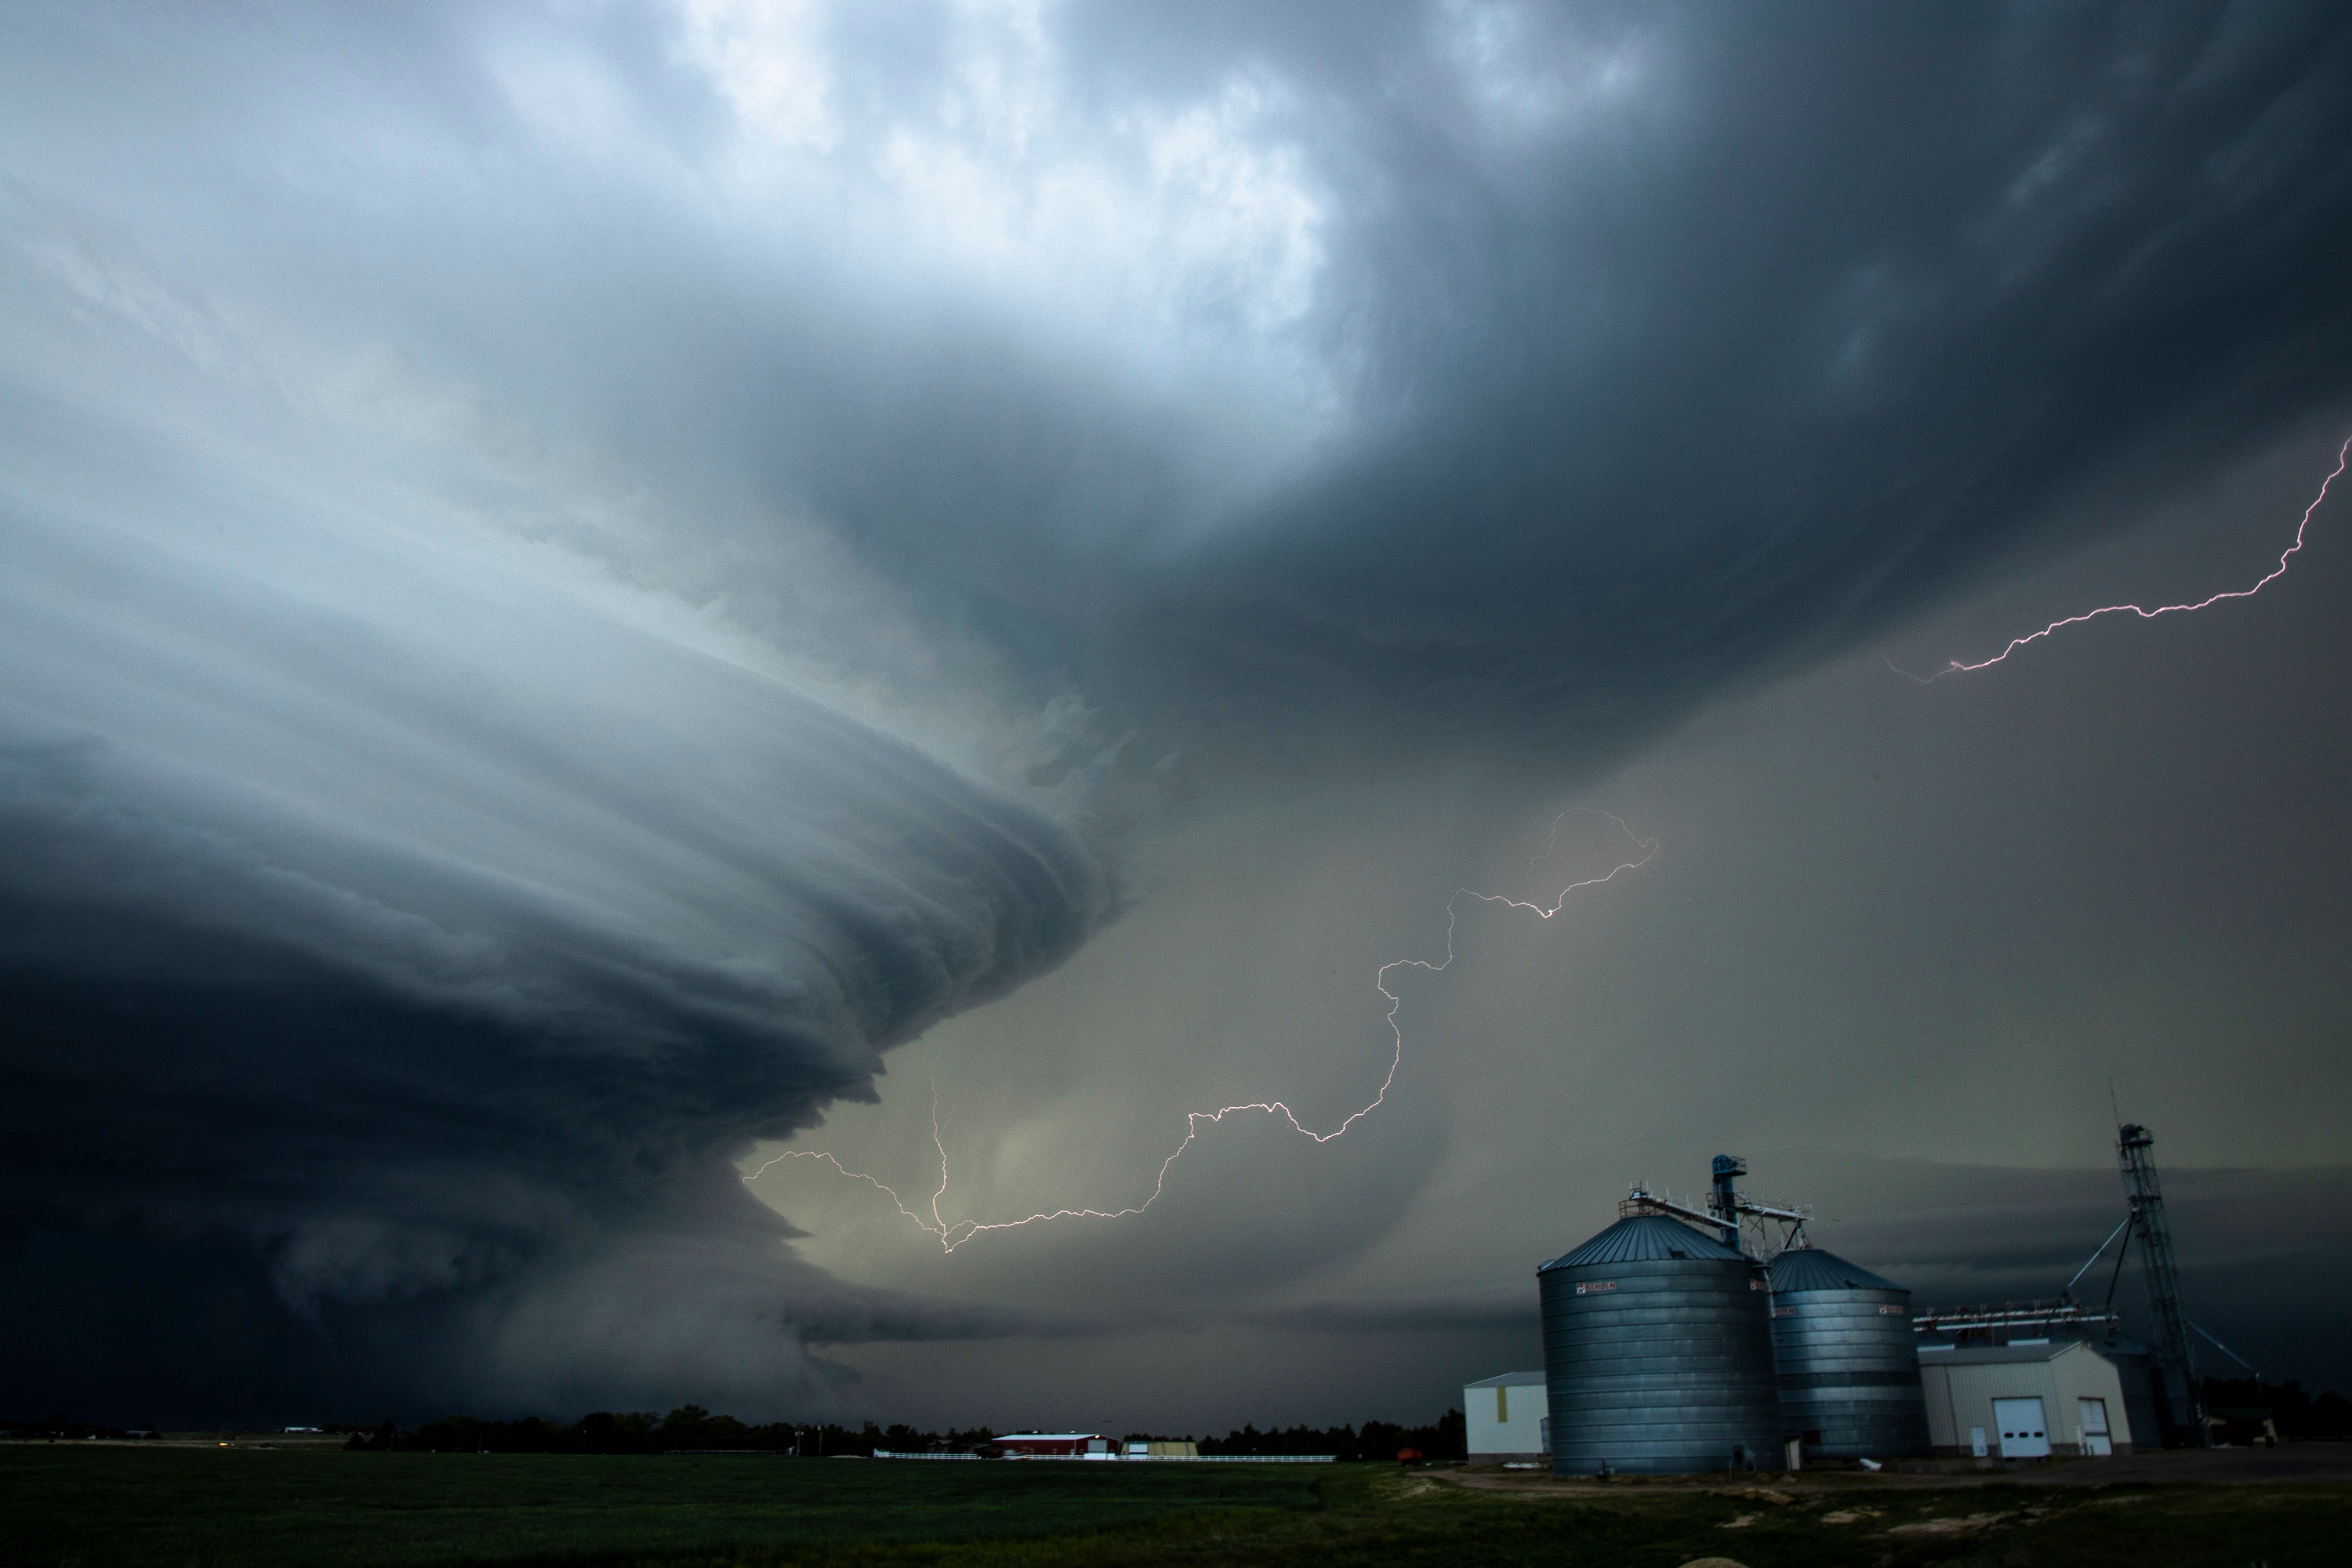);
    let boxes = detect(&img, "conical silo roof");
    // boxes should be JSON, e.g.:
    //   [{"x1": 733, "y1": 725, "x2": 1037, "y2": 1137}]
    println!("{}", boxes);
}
[
  {"x1": 1766, "y1": 1246, "x2": 1903, "y2": 1294},
  {"x1": 1539, "y1": 1213, "x2": 1743, "y2": 1270}
]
